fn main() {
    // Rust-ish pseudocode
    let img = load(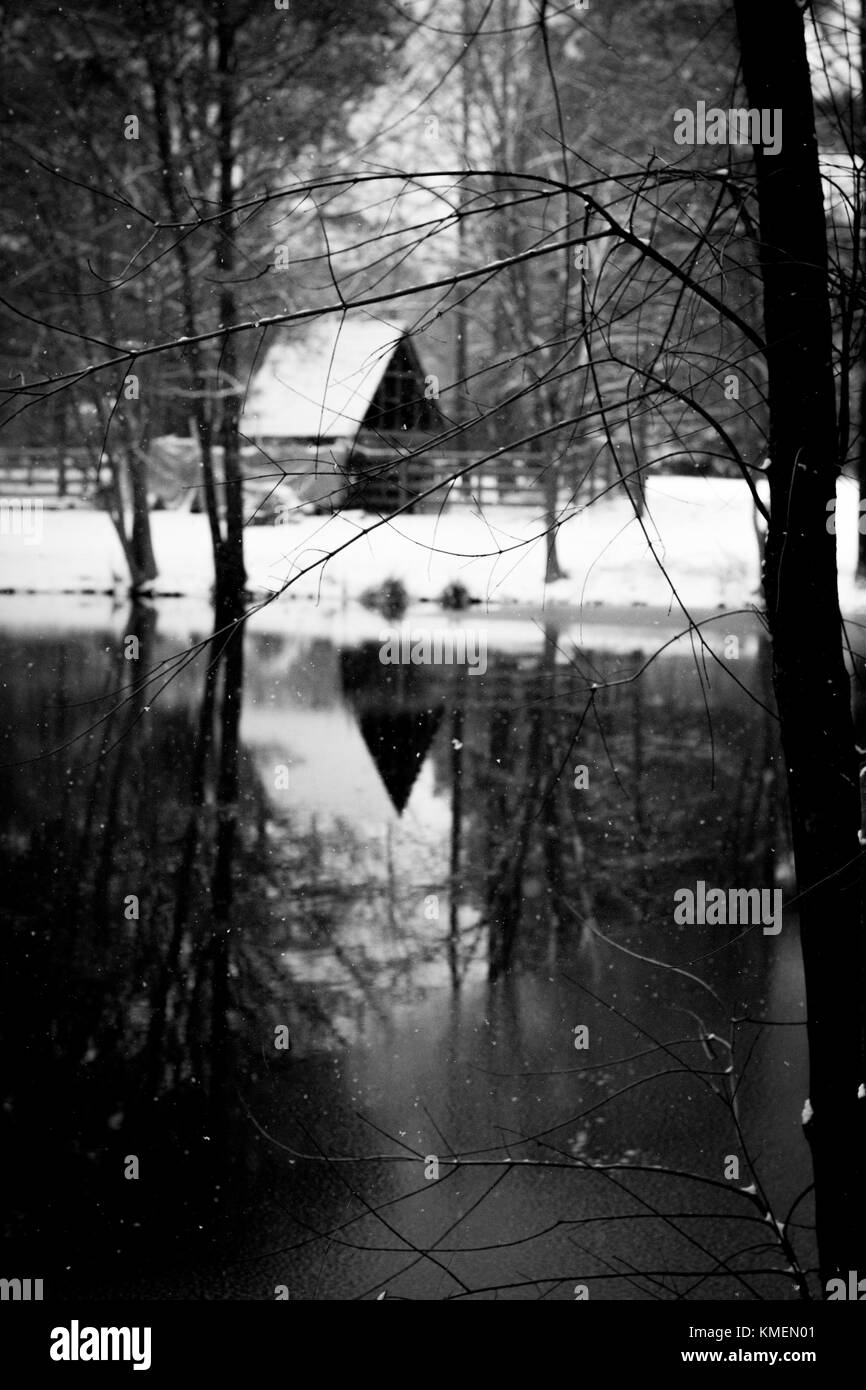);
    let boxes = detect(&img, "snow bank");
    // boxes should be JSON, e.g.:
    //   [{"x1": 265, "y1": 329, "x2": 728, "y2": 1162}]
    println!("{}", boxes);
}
[{"x1": 1, "y1": 475, "x2": 863, "y2": 616}]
